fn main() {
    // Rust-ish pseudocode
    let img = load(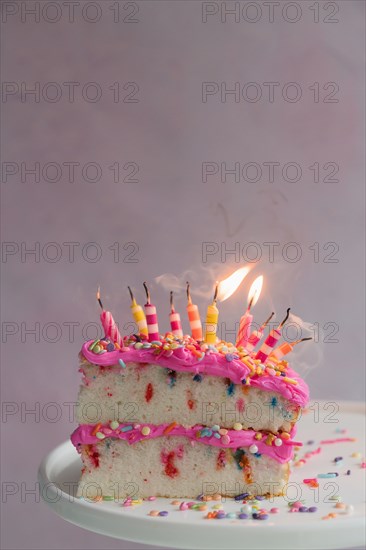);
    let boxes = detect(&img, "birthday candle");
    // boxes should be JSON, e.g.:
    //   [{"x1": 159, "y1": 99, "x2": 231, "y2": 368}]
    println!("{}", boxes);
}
[
  {"x1": 96, "y1": 287, "x2": 123, "y2": 346},
  {"x1": 236, "y1": 276, "x2": 263, "y2": 349},
  {"x1": 255, "y1": 308, "x2": 290, "y2": 364},
  {"x1": 128, "y1": 287, "x2": 148, "y2": 337},
  {"x1": 204, "y1": 283, "x2": 219, "y2": 344},
  {"x1": 270, "y1": 337, "x2": 312, "y2": 360},
  {"x1": 169, "y1": 291, "x2": 183, "y2": 338},
  {"x1": 186, "y1": 282, "x2": 203, "y2": 341},
  {"x1": 246, "y1": 312, "x2": 275, "y2": 352},
  {"x1": 143, "y1": 282, "x2": 160, "y2": 342}
]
